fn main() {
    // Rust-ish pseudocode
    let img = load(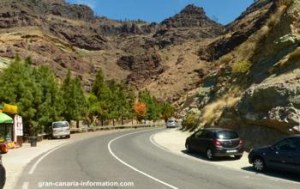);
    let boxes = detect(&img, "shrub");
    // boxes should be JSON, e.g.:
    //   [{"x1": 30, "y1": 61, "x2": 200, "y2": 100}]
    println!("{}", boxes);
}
[
  {"x1": 182, "y1": 112, "x2": 199, "y2": 131},
  {"x1": 231, "y1": 60, "x2": 252, "y2": 74}
]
